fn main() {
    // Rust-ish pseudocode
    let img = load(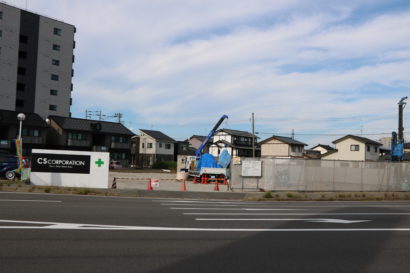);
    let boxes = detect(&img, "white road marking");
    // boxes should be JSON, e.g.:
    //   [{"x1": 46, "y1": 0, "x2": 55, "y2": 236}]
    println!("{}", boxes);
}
[
  {"x1": 184, "y1": 212, "x2": 410, "y2": 216},
  {"x1": 195, "y1": 218, "x2": 370, "y2": 224},
  {"x1": 171, "y1": 207, "x2": 303, "y2": 211},
  {"x1": 0, "y1": 219, "x2": 409, "y2": 232},
  {"x1": 0, "y1": 199, "x2": 61, "y2": 203}
]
